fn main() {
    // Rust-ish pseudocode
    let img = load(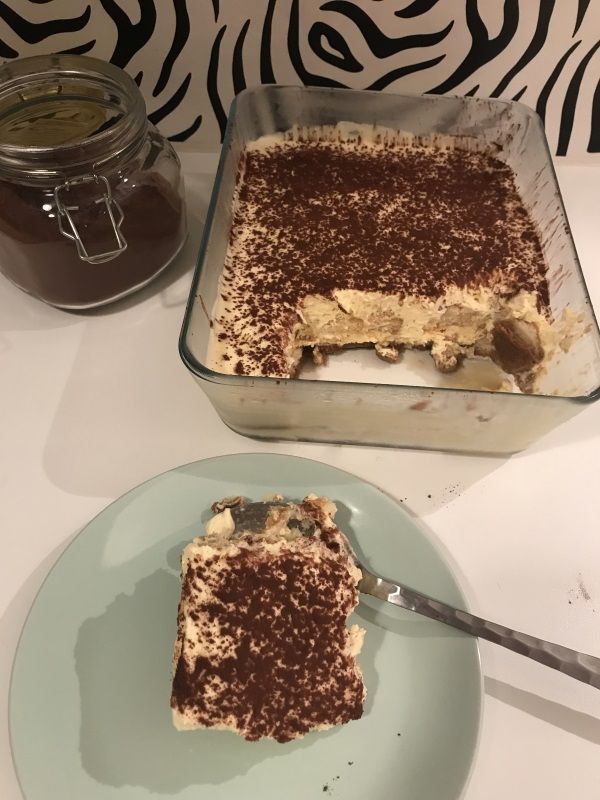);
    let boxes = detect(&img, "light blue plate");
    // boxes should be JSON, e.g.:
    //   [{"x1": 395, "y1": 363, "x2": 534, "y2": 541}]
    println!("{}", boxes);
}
[{"x1": 10, "y1": 453, "x2": 481, "y2": 799}]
